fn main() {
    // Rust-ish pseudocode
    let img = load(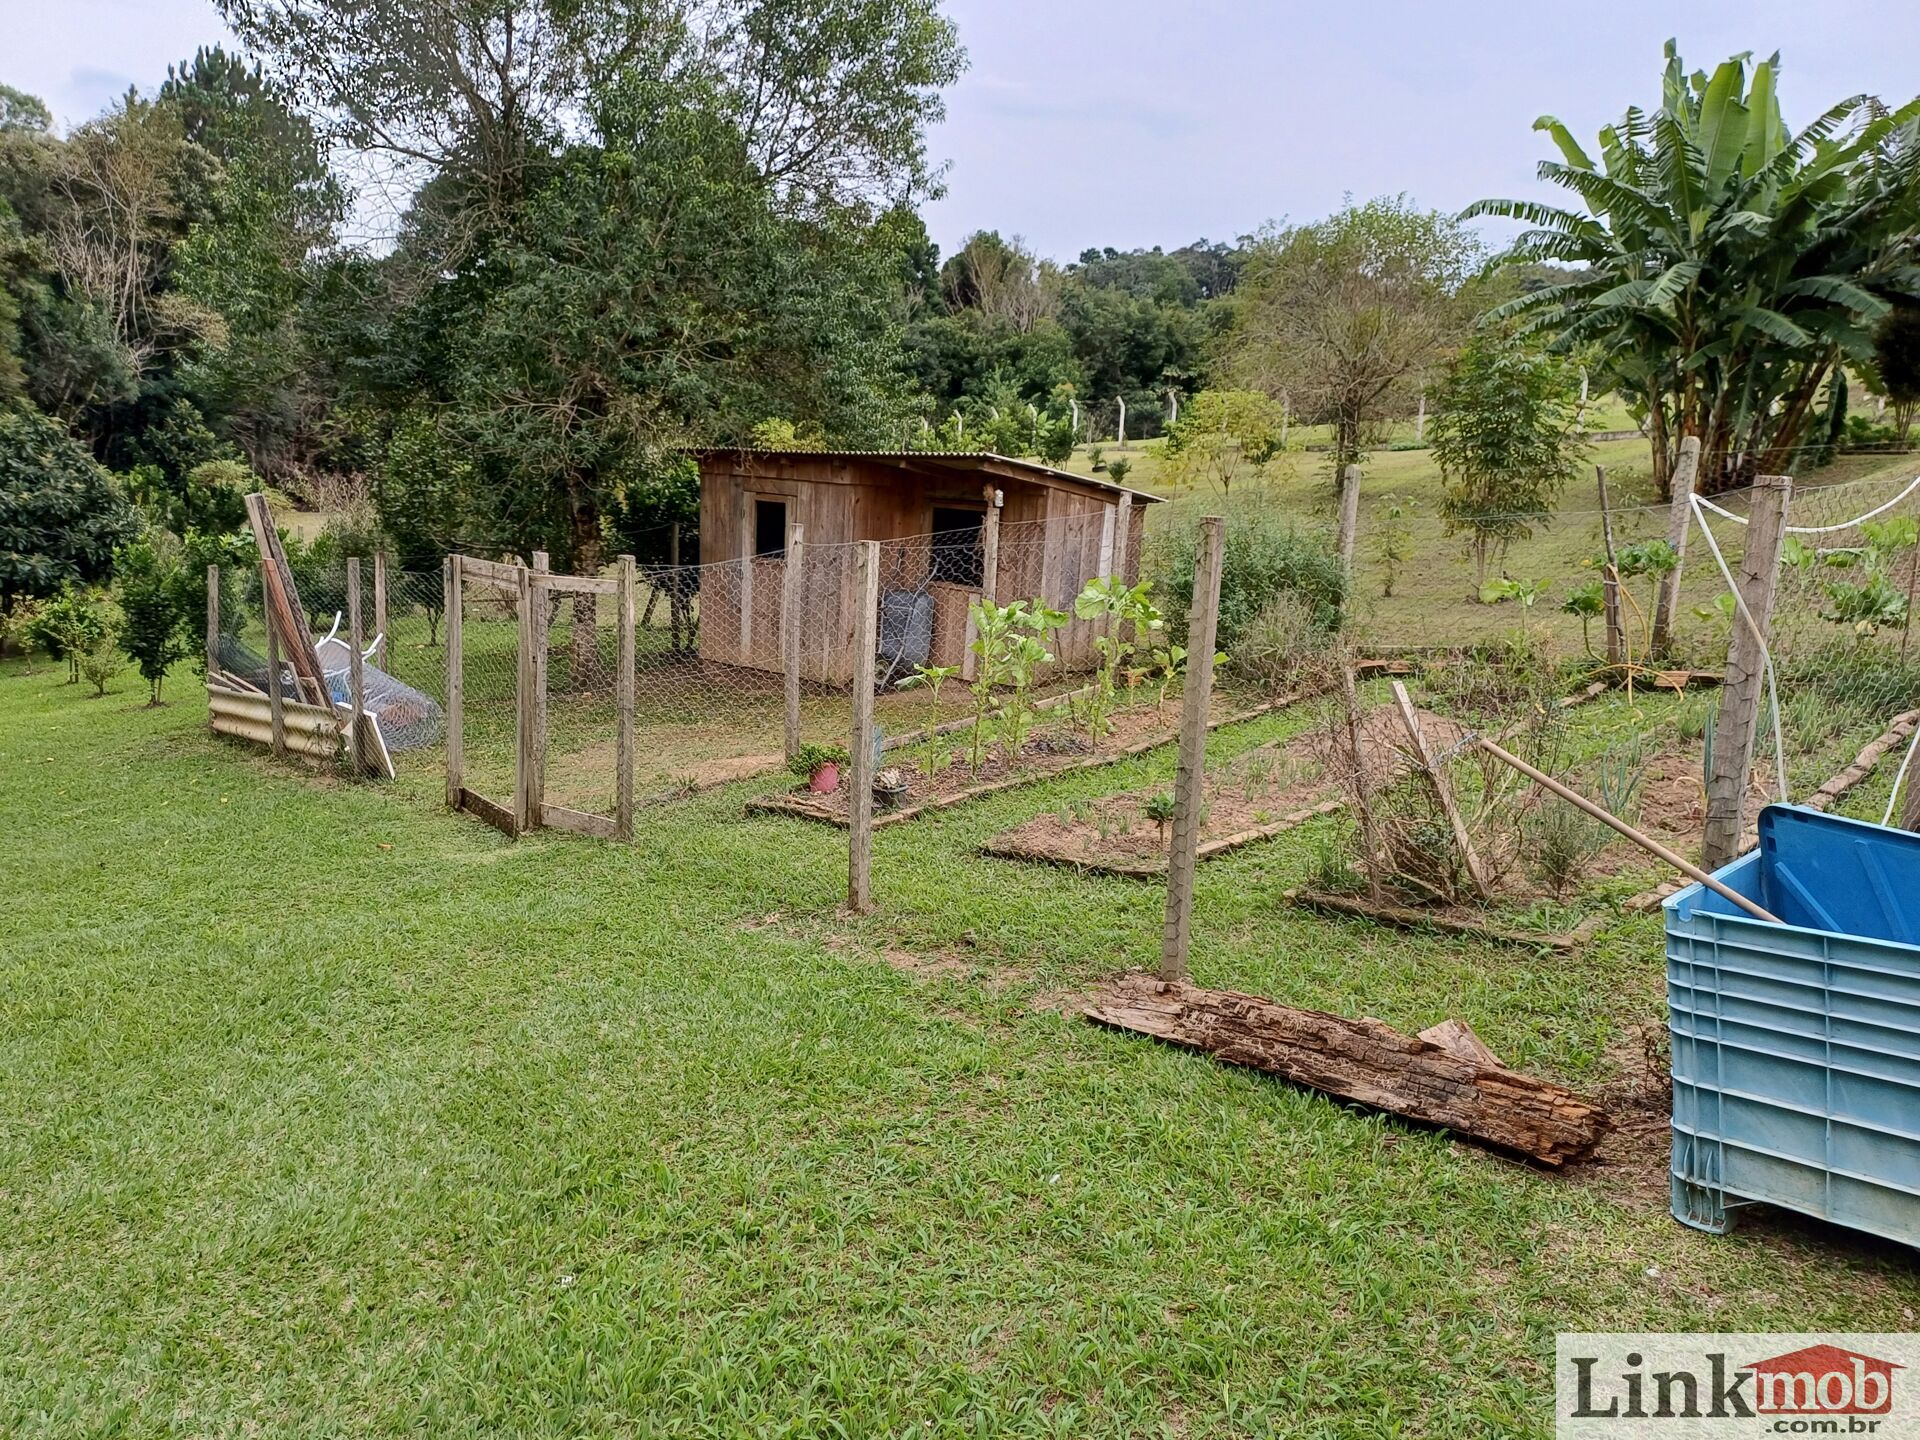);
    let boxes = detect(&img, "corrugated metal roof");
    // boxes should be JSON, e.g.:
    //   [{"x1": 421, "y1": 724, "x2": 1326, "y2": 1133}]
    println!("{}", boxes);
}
[{"x1": 693, "y1": 448, "x2": 1164, "y2": 504}]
